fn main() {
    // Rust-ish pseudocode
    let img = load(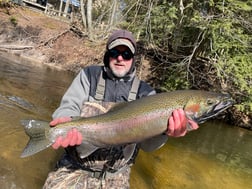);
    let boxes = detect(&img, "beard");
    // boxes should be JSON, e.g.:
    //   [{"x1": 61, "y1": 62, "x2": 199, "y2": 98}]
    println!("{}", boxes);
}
[{"x1": 110, "y1": 67, "x2": 129, "y2": 78}]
